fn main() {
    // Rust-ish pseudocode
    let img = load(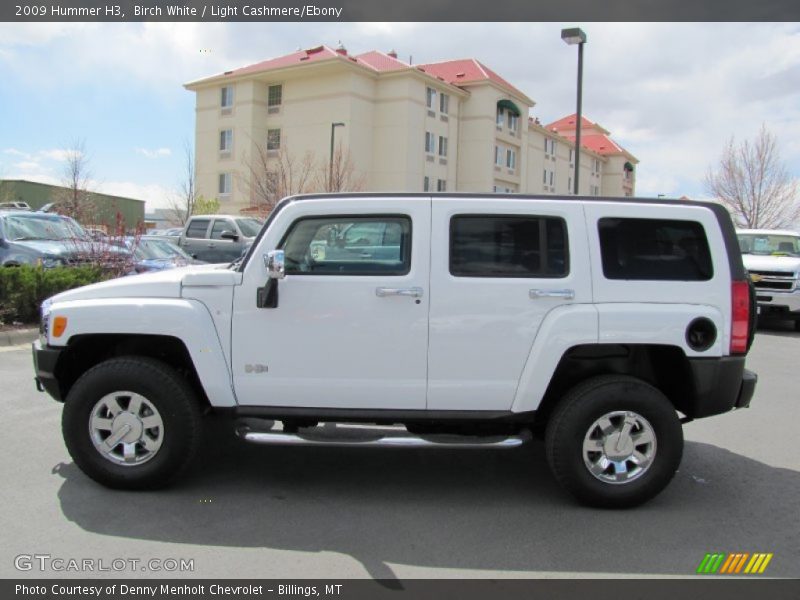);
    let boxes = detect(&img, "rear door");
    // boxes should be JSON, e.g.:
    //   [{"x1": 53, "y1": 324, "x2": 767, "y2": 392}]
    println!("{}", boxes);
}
[
  {"x1": 208, "y1": 218, "x2": 242, "y2": 262},
  {"x1": 427, "y1": 197, "x2": 591, "y2": 411}
]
